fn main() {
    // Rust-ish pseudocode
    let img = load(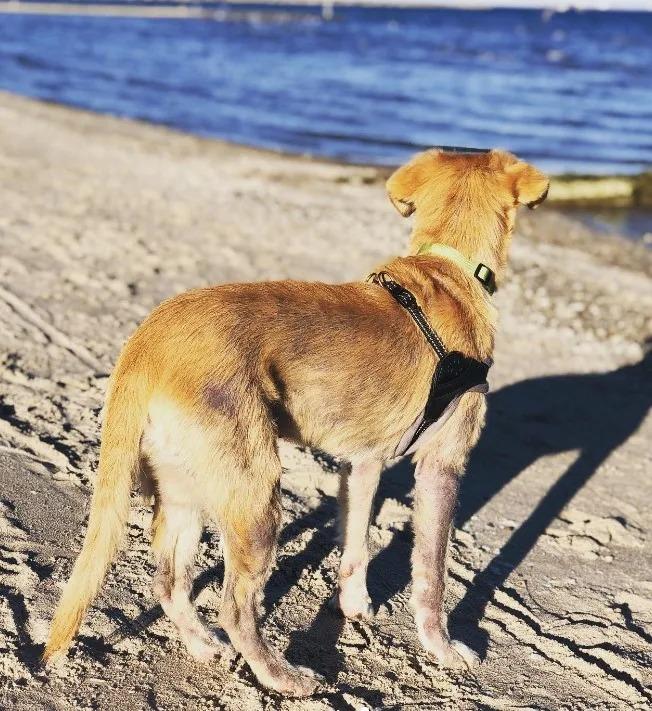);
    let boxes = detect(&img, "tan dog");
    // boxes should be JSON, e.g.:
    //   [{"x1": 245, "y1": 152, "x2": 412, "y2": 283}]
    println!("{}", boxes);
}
[{"x1": 44, "y1": 148, "x2": 548, "y2": 696}]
